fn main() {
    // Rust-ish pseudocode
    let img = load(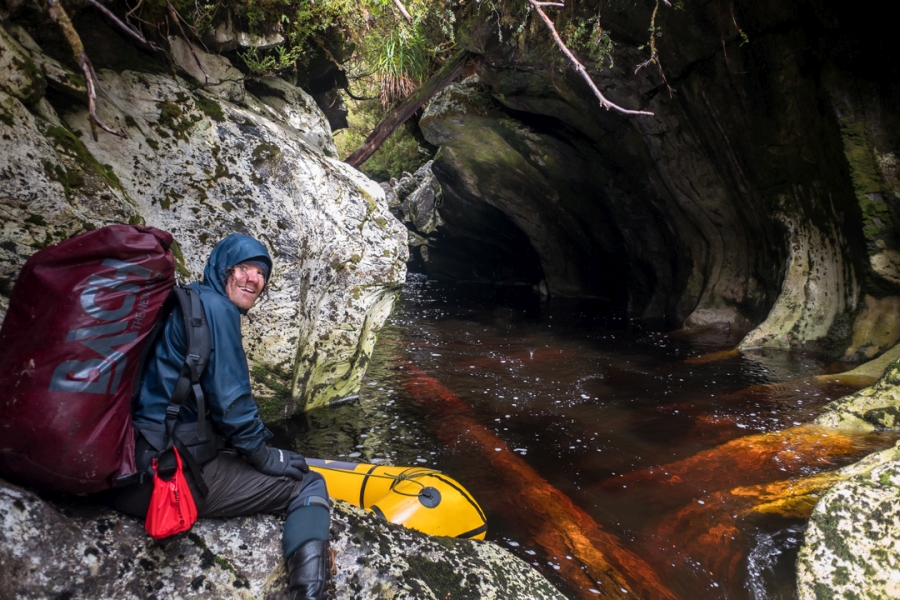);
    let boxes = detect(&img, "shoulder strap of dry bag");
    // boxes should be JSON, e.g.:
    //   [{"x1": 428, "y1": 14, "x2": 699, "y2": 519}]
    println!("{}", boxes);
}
[
  {"x1": 168, "y1": 286, "x2": 211, "y2": 441},
  {"x1": 160, "y1": 285, "x2": 211, "y2": 496}
]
